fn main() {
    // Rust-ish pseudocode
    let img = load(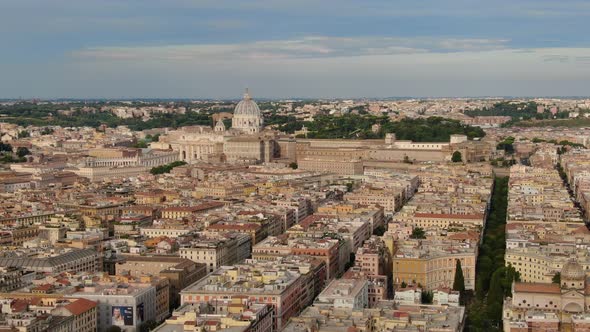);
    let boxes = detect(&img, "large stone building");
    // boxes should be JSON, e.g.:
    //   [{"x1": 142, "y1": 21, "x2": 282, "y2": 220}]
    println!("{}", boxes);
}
[
  {"x1": 151, "y1": 91, "x2": 496, "y2": 167},
  {"x1": 392, "y1": 239, "x2": 477, "y2": 291},
  {"x1": 151, "y1": 90, "x2": 279, "y2": 165},
  {"x1": 504, "y1": 259, "x2": 590, "y2": 331},
  {"x1": 179, "y1": 232, "x2": 252, "y2": 273},
  {"x1": 0, "y1": 248, "x2": 99, "y2": 273},
  {"x1": 115, "y1": 255, "x2": 207, "y2": 310}
]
